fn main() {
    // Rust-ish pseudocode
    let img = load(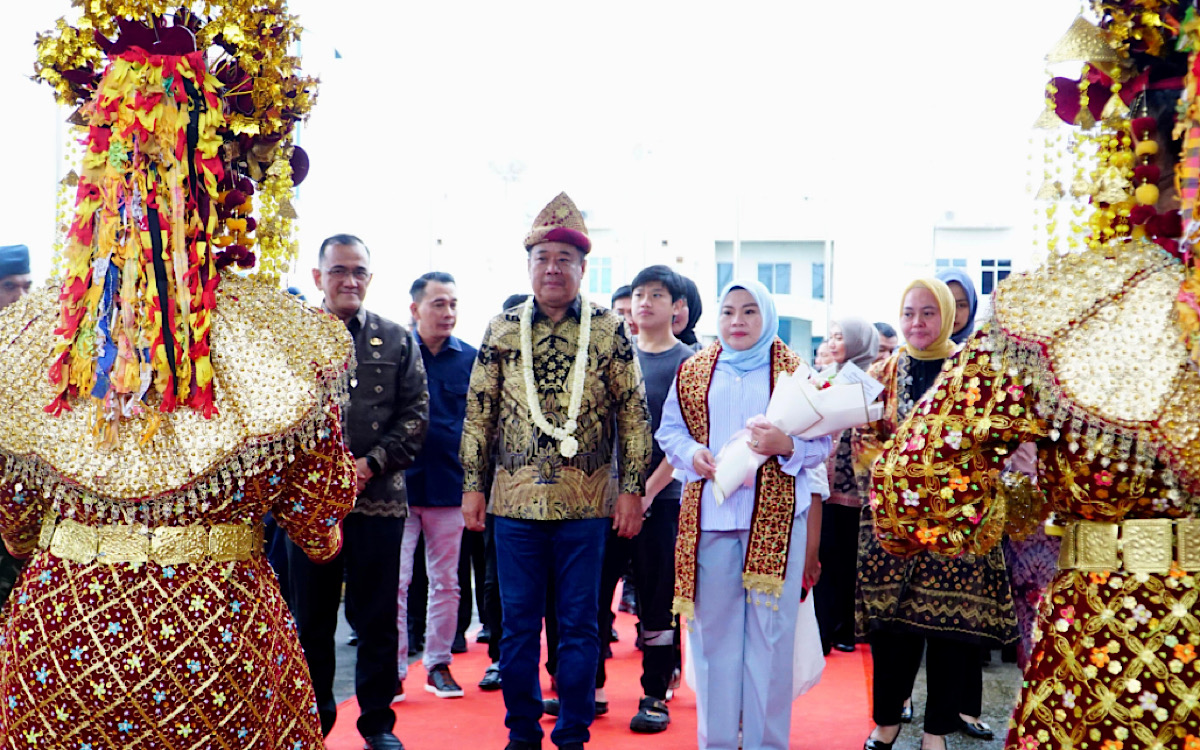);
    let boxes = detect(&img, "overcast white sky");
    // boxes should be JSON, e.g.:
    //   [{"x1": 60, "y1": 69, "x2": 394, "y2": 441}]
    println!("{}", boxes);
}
[{"x1": 0, "y1": 1, "x2": 1081, "y2": 336}]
